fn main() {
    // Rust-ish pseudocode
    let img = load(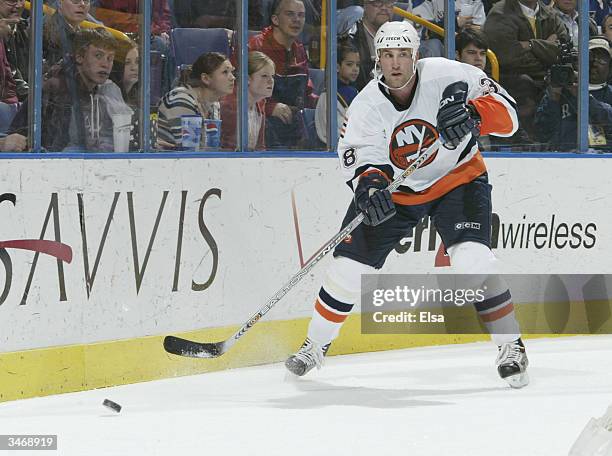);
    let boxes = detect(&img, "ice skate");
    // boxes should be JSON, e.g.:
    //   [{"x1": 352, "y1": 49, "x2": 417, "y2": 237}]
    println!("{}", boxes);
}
[
  {"x1": 285, "y1": 338, "x2": 331, "y2": 377},
  {"x1": 496, "y1": 338, "x2": 529, "y2": 388}
]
